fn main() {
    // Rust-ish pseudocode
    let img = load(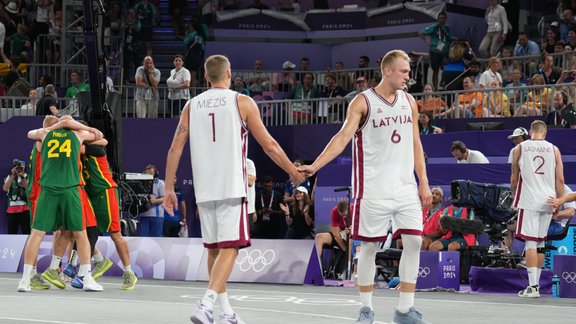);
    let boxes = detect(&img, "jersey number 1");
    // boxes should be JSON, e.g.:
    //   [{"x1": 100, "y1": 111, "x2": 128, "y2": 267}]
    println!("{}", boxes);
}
[{"x1": 209, "y1": 113, "x2": 216, "y2": 142}]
